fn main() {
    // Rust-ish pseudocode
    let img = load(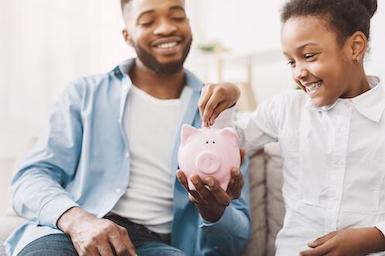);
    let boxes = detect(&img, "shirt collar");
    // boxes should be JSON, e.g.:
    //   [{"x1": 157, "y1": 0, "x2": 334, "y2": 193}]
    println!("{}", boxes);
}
[
  {"x1": 112, "y1": 58, "x2": 204, "y2": 92},
  {"x1": 351, "y1": 76, "x2": 385, "y2": 123},
  {"x1": 306, "y1": 76, "x2": 385, "y2": 122}
]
